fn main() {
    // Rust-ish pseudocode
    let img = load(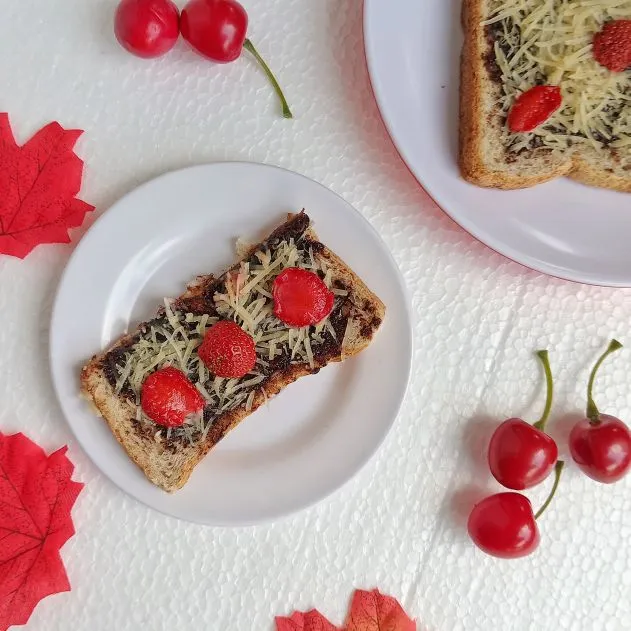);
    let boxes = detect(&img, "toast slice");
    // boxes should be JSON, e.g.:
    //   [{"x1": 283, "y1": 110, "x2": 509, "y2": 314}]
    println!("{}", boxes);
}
[
  {"x1": 460, "y1": 0, "x2": 631, "y2": 191},
  {"x1": 81, "y1": 212, "x2": 385, "y2": 492}
]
